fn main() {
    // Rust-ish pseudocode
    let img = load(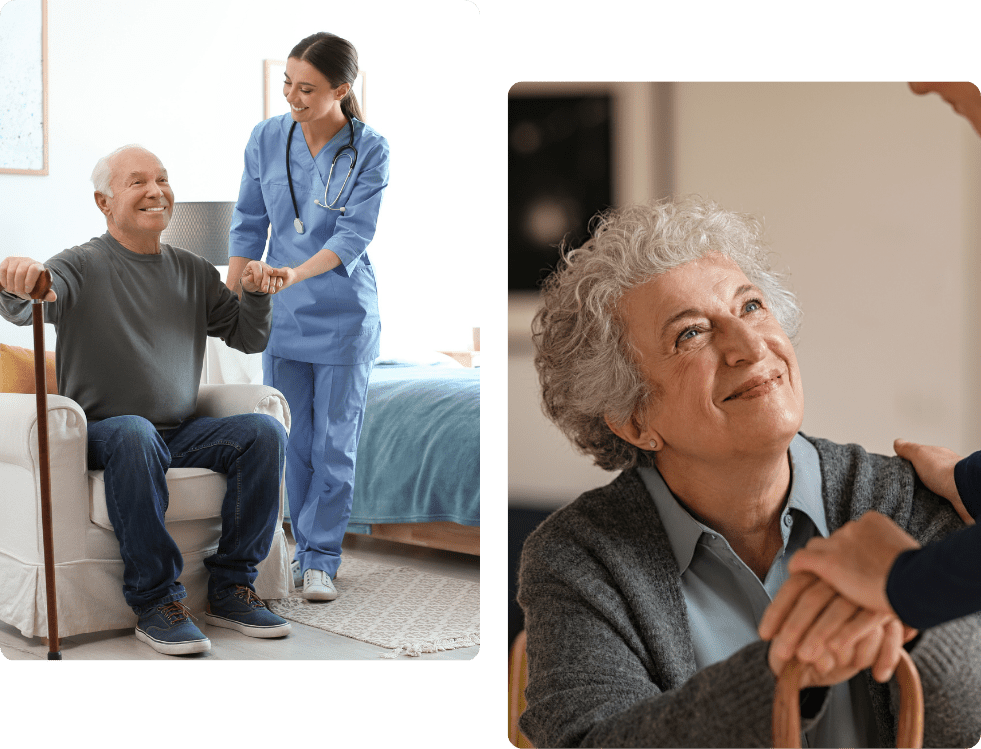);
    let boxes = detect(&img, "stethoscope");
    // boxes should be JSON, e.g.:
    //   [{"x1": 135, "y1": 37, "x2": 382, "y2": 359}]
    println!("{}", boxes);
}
[{"x1": 286, "y1": 117, "x2": 358, "y2": 234}]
